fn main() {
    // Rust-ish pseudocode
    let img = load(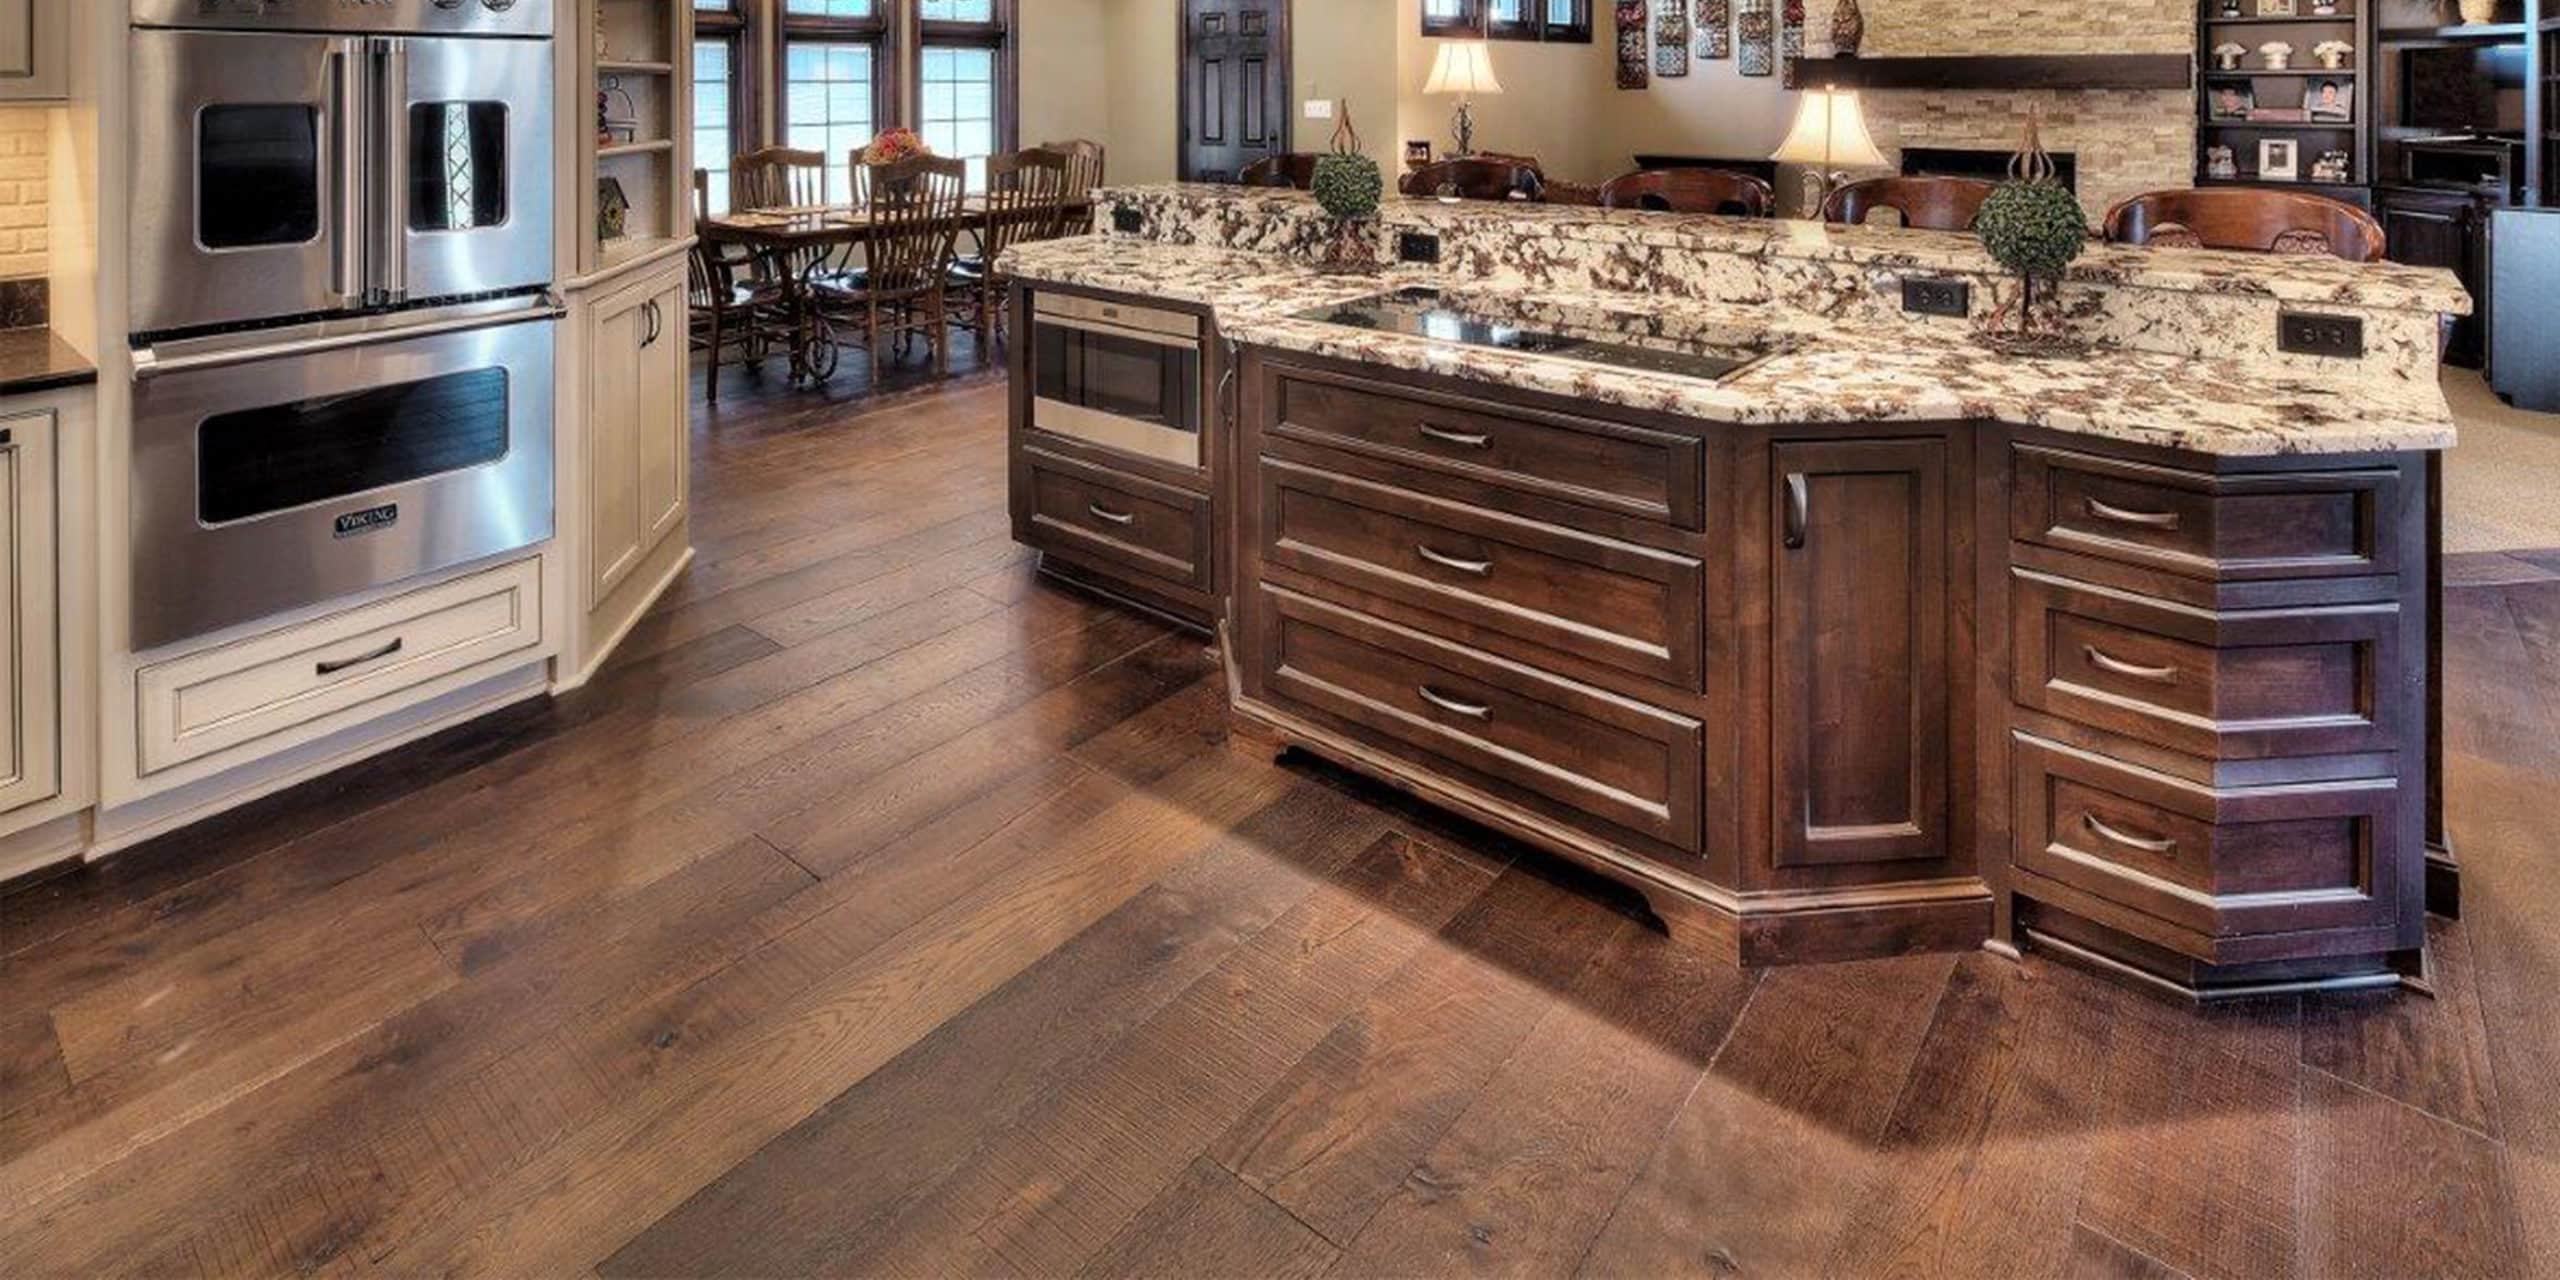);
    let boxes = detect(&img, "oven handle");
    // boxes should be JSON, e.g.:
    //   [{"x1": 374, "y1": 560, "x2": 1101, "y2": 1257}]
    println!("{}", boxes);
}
[
  {"x1": 132, "y1": 302, "x2": 566, "y2": 380},
  {"x1": 375, "y1": 38, "x2": 412, "y2": 305},
  {"x1": 332, "y1": 37, "x2": 369, "y2": 307},
  {"x1": 1035, "y1": 312, "x2": 1204, "y2": 351}
]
